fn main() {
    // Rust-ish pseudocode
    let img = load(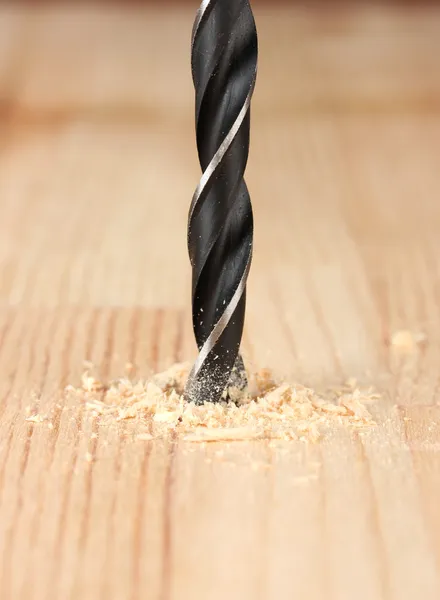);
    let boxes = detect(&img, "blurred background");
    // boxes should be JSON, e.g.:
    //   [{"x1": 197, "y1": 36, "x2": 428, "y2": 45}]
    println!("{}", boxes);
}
[{"x1": 1, "y1": 0, "x2": 439, "y2": 375}]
